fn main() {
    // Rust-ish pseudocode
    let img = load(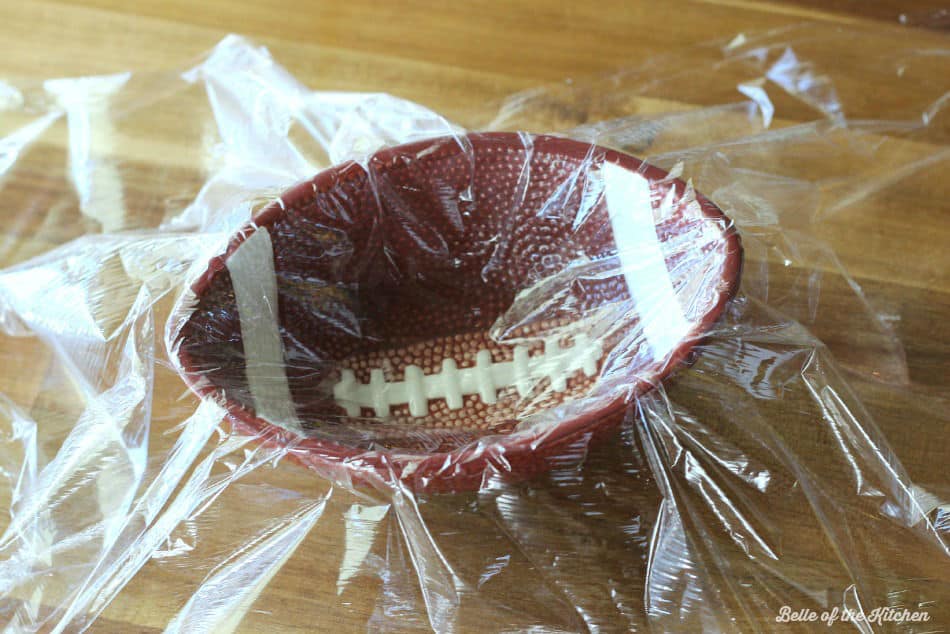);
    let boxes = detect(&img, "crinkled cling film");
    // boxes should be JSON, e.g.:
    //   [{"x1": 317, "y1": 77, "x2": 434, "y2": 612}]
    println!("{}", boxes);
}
[{"x1": 0, "y1": 24, "x2": 948, "y2": 633}]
